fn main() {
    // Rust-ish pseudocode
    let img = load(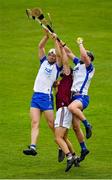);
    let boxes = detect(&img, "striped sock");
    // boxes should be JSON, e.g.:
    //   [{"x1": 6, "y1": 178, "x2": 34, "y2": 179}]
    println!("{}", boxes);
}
[
  {"x1": 66, "y1": 152, "x2": 72, "y2": 160},
  {"x1": 30, "y1": 144, "x2": 36, "y2": 150},
  {"x1": 72, "y1": 152, "x2": 76, "y2": 157}
]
